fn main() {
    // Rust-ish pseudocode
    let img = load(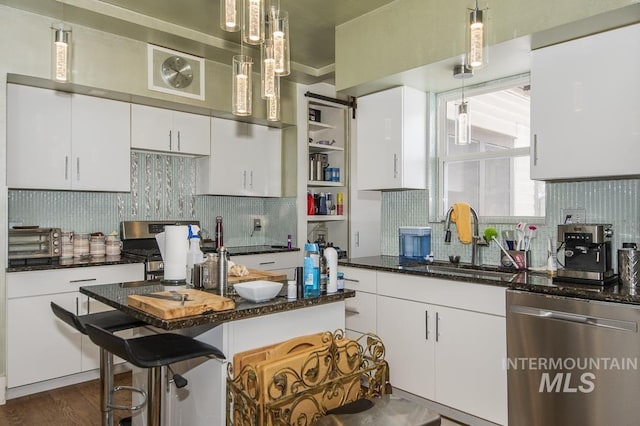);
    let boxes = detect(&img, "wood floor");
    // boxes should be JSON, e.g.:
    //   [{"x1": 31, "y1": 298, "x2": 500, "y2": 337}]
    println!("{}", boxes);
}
[{"x1": 0, "y1": 372, "x2": 133, "y2": 426}]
